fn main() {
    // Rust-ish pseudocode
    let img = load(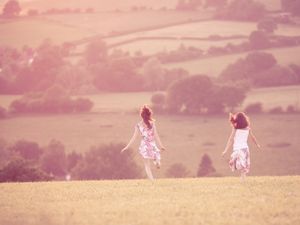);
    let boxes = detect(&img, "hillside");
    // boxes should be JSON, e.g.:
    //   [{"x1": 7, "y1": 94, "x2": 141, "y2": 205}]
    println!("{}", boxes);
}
[{"x1": 0, "y1": 176, "x2": 299, "y2": 225}]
